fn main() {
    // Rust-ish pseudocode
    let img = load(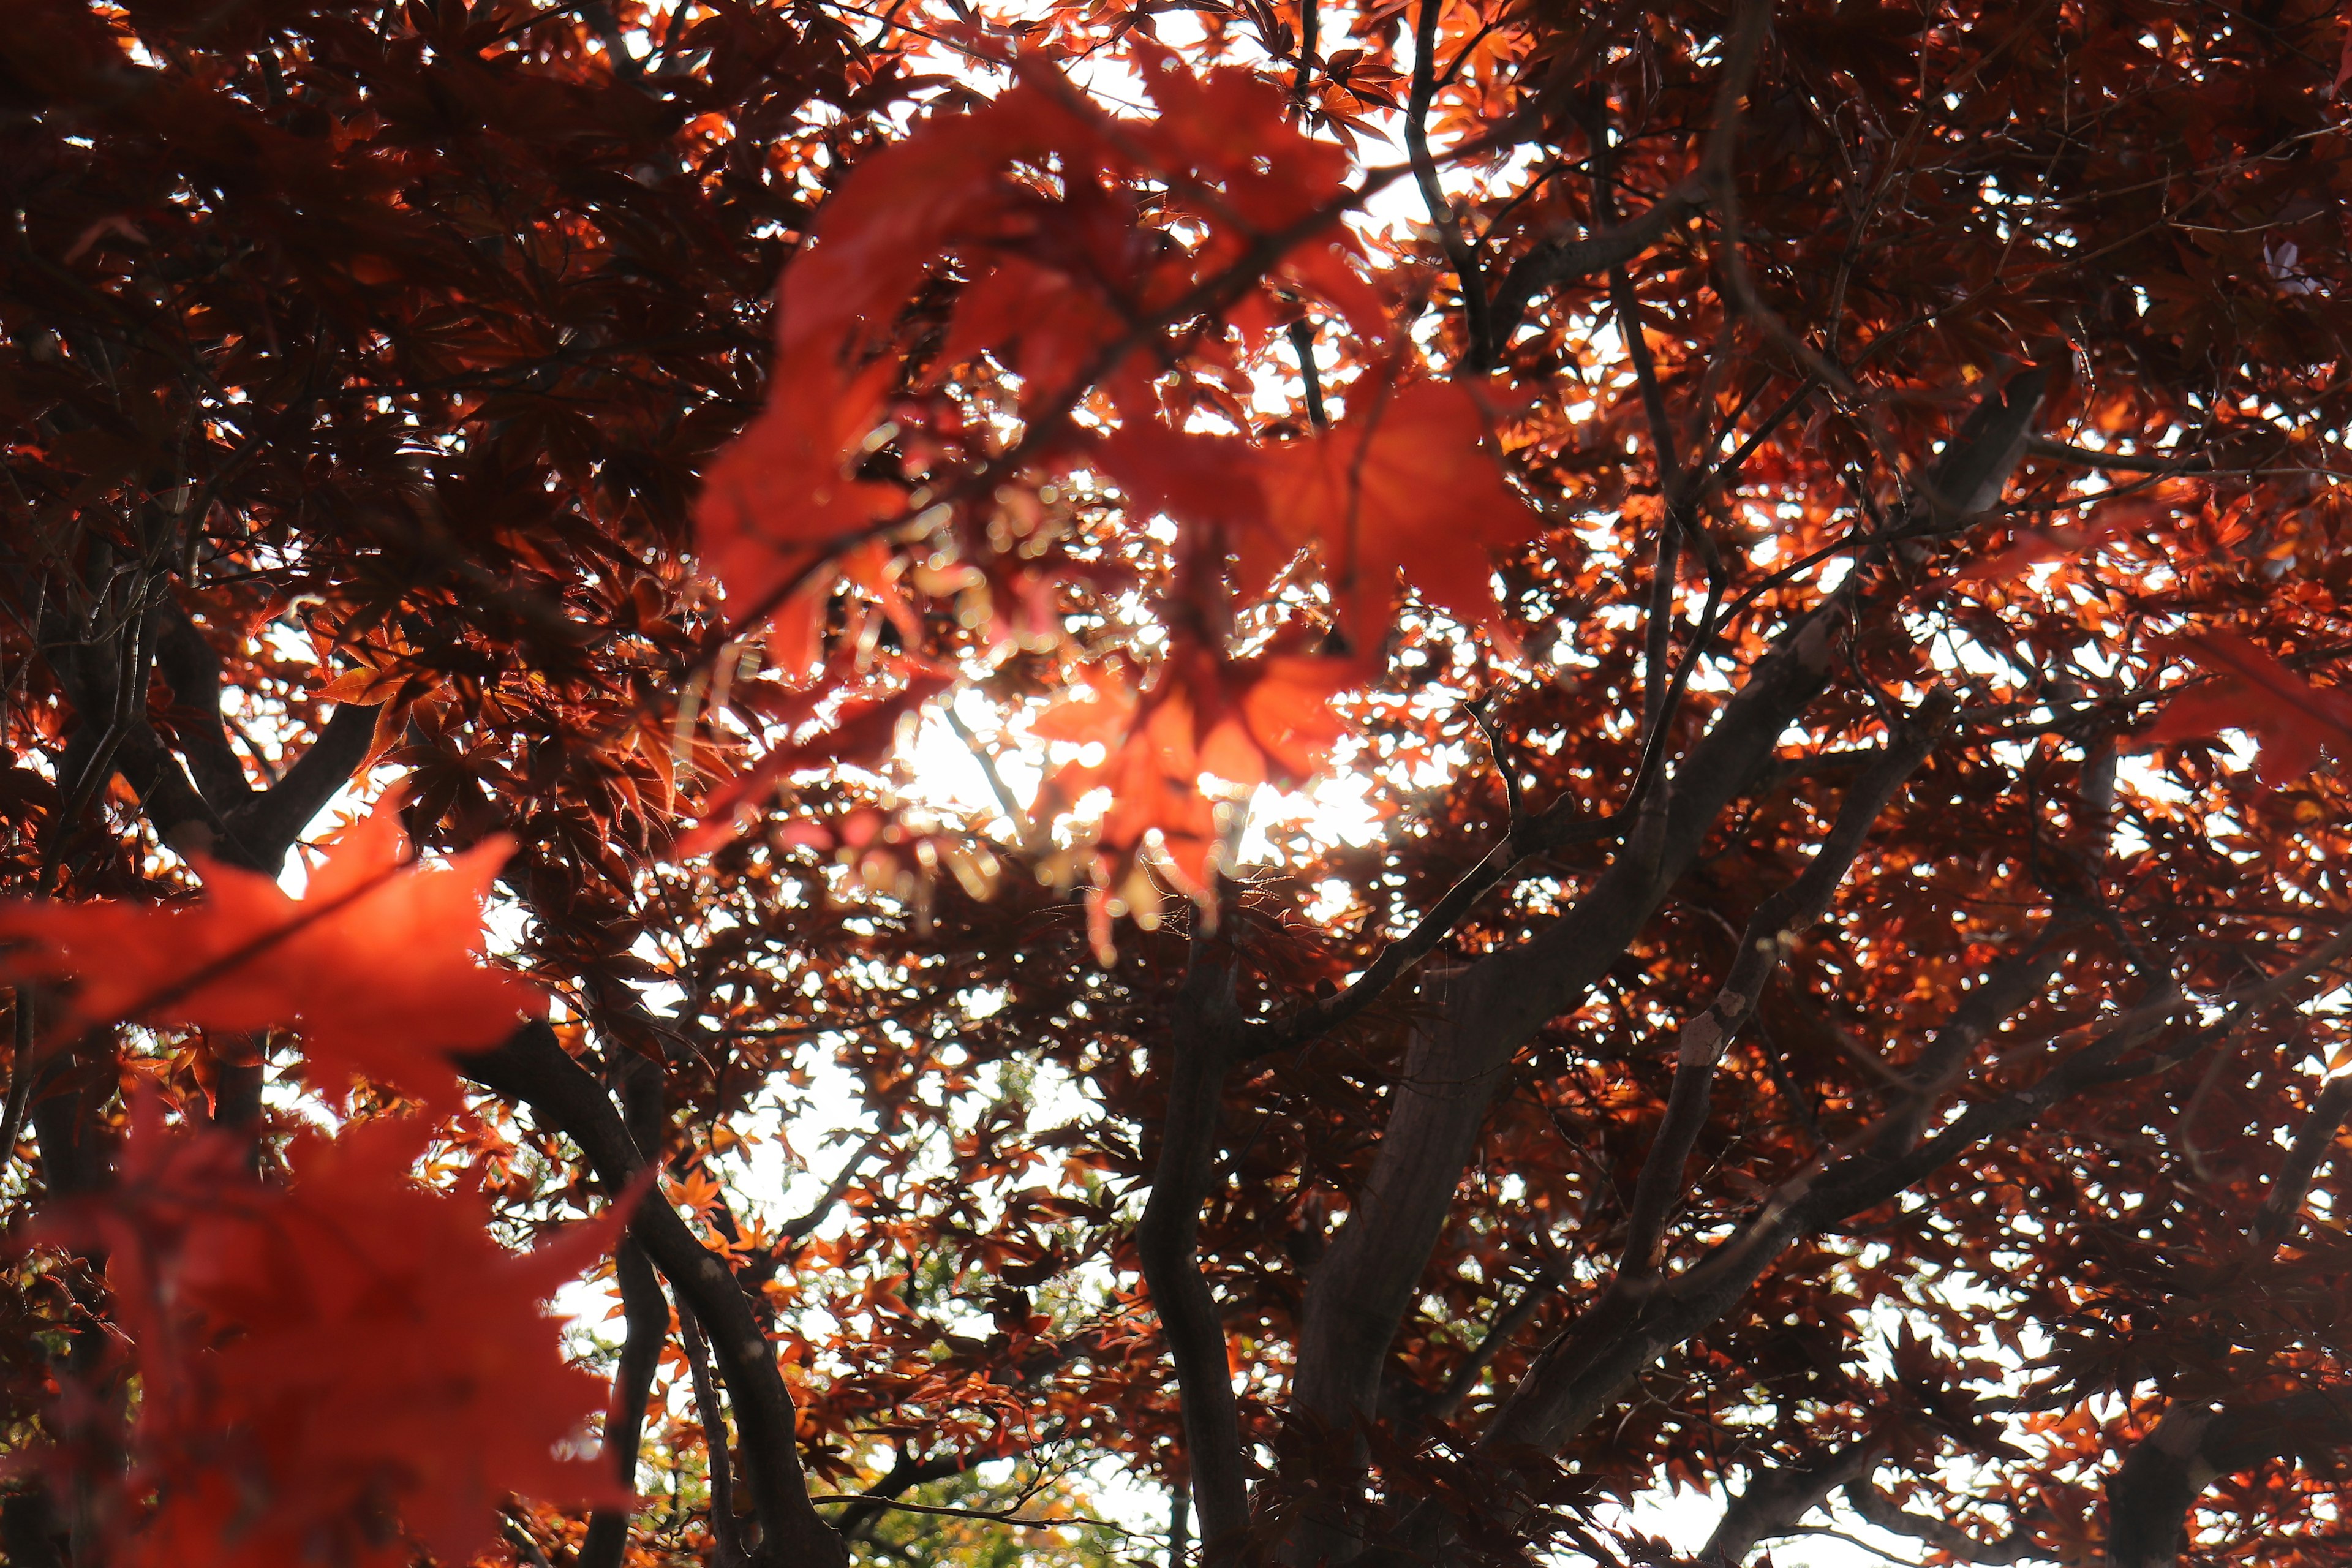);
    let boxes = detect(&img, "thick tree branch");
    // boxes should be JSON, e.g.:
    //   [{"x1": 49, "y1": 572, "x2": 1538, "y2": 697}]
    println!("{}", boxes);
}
[
  {"x1": 1280, "y1": 608, "x2": 1848, "y2": 1559},
  {"x1": 1434, "y1": 918, "x2": 2351, "y2": 1558},
  {"x1": 1488, "y1": 185, "x2": 1704, "y2": 348},
  {"x1": 2249, "y1": 1074, "x2": 2352, "y2": 1254},
  {"x1": 580, "y1": 1239, "x2": 667, "y2": 1568},
  {"x1": 1915, "y1": 367, "x2": 2051, "y2": 524},
  {"x1": 2105, "y1": 1392, "x2": 2352, "y2": 1568},
  {"x1": 1134, "y1": 937, "x2": 1251, "y2": 1560},
  {"x1": 43, "y1": 587, "x2": 382, "y2": 876},
  {"x1": 149, "y1": 600, "x2": 253, "y2": 815},
  {"x1": 1701, "y1": 1439, "x2": 1879, "y2": 1565},
  {"x1": 219, "y1": 698, "x2": 381, "y2": 867},
  {"x1": 1288, "y1": 316, "x2": 1329, "y2": 432},
  {"x1": 1246, "y1": 604, "x2": 1845, "y2": 1063}
]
